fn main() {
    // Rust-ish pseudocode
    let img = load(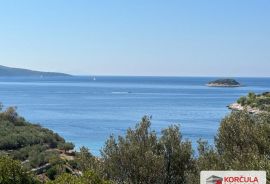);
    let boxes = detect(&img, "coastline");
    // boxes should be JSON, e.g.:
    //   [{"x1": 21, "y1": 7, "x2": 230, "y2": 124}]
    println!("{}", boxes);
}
[{"x1": 228, "y1": 103, "x2": 263, "y2": 114}]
